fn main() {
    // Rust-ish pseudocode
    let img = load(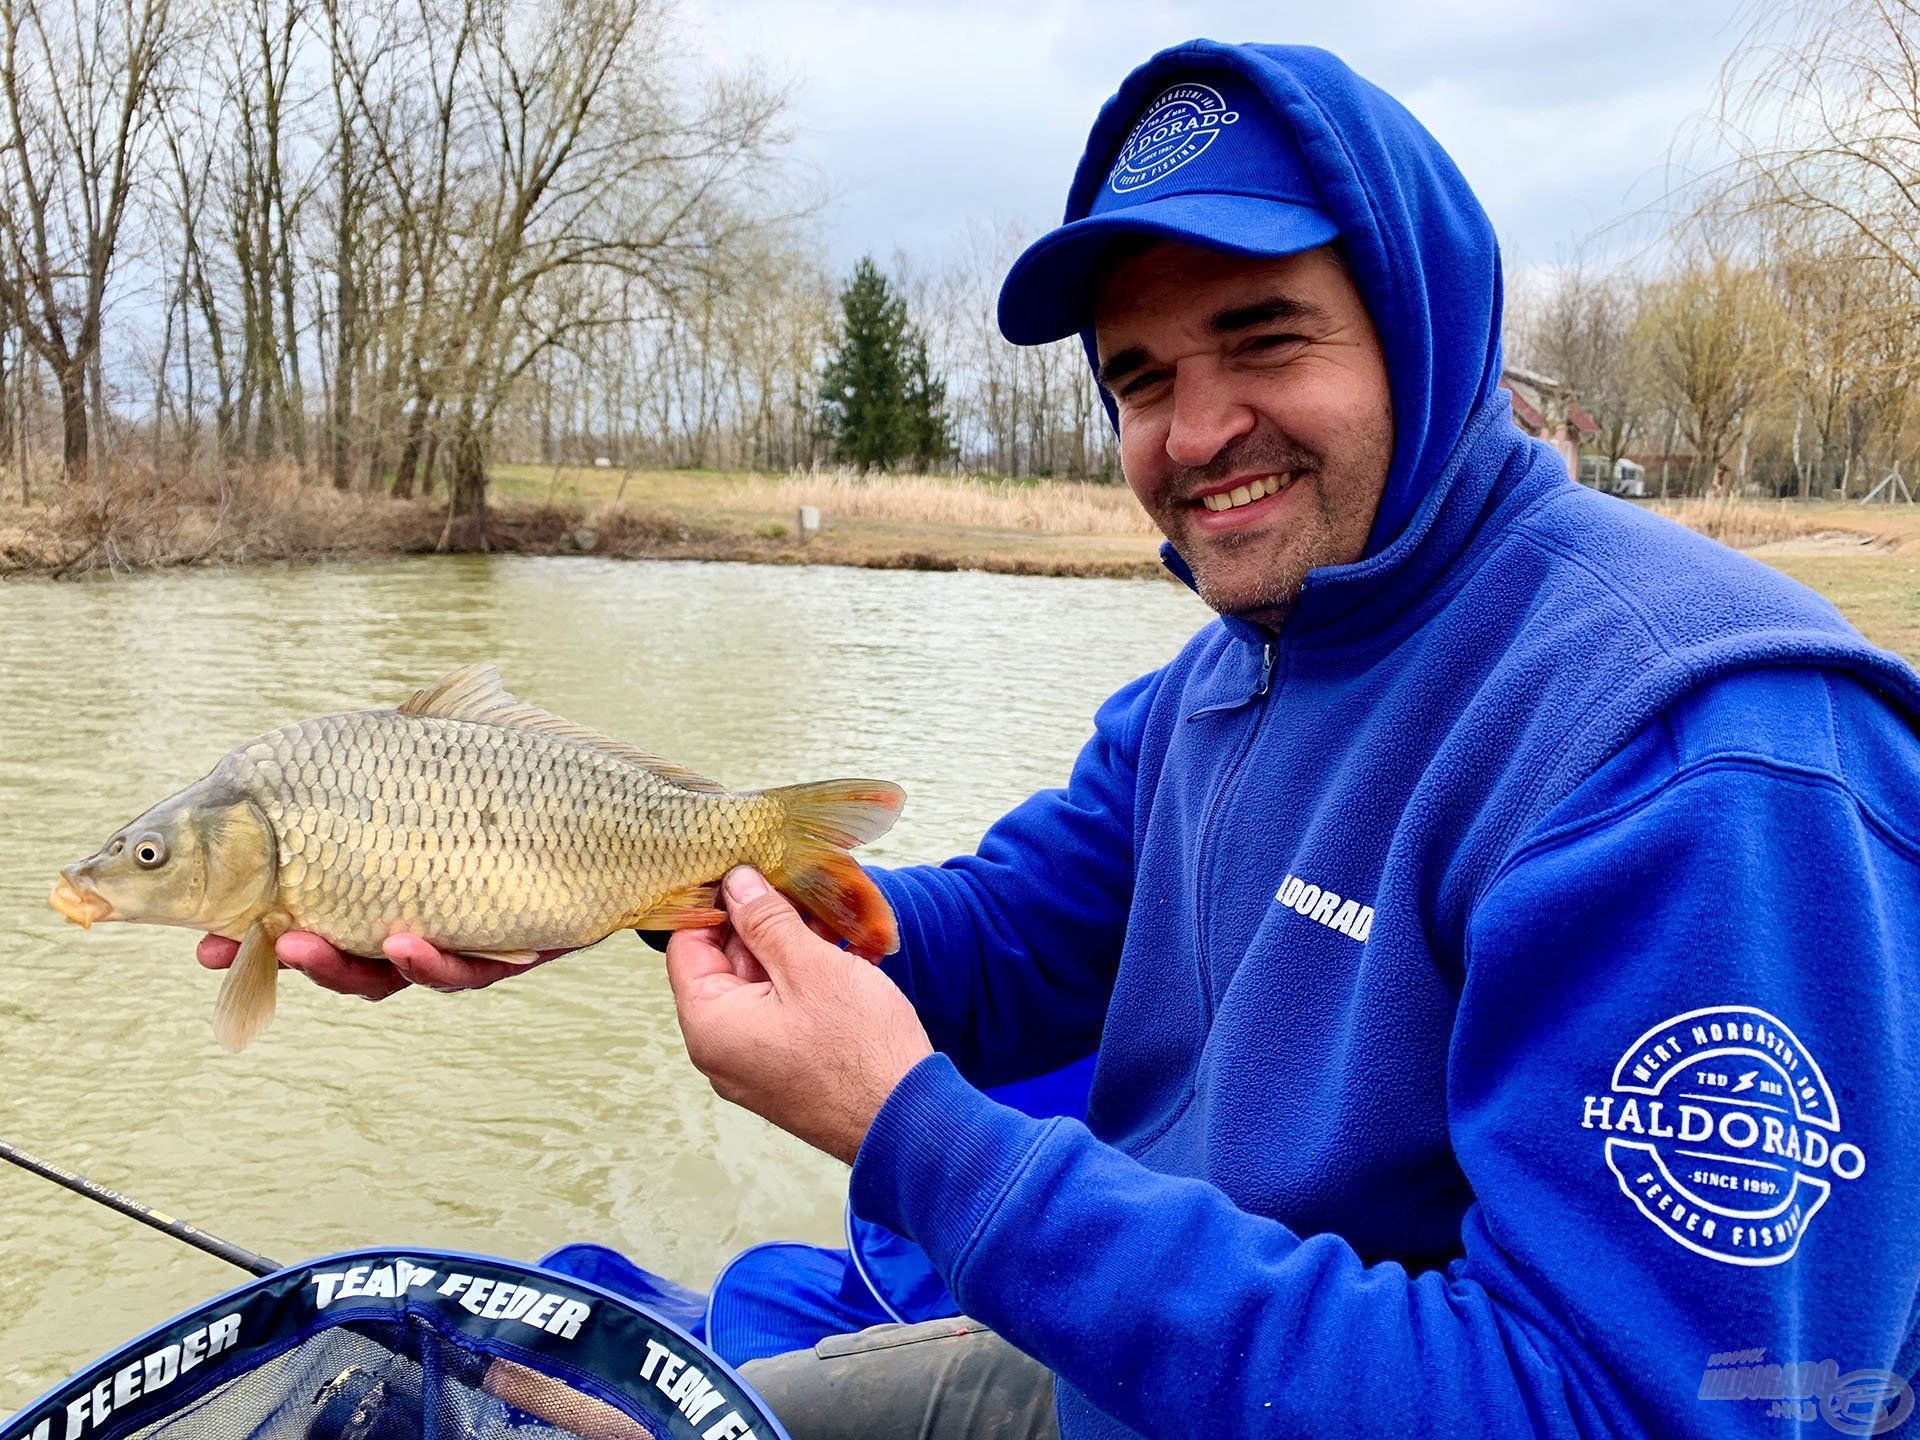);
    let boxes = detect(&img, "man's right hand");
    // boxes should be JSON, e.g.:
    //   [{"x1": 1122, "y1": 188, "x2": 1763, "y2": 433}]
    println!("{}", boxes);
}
[{"x1": 194, "y1": 932, "x2": 564, "y2": 1000}]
